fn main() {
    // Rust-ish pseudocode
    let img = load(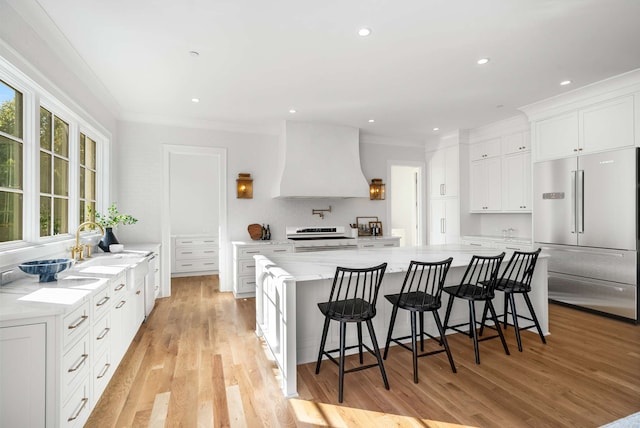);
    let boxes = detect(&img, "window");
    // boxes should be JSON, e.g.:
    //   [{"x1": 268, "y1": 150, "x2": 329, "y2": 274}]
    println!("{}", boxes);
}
[
  {"x1": 79, "y1": 133, "x2": 96, "y2": 223},
  {"x1": 0, "y1": 80, "x2": 23, "y2": 242},
  {"x1": 39, "y1": 107, "x2": 69, "y2": 236}
]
